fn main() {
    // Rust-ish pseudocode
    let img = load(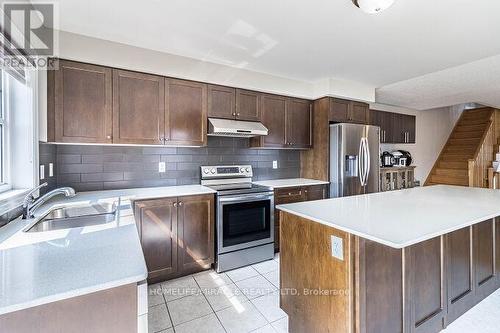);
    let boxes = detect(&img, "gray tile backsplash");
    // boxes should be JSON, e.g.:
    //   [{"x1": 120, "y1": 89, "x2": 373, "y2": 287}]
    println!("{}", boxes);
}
[{"x1": 42, "y1": 137, "x2": 300, "y2": 192}]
